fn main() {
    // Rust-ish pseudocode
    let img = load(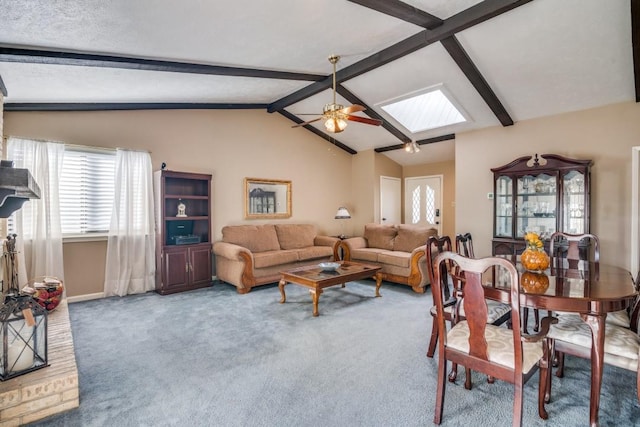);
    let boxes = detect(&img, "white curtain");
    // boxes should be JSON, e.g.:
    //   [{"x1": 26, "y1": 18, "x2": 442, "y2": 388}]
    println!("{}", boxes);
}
[
  {"x1": 7, "y1": 137, "x2": 65, "y2": 285},
  {"x1": 104, "y1": 149, "x2": 156, "y2": 296}
]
